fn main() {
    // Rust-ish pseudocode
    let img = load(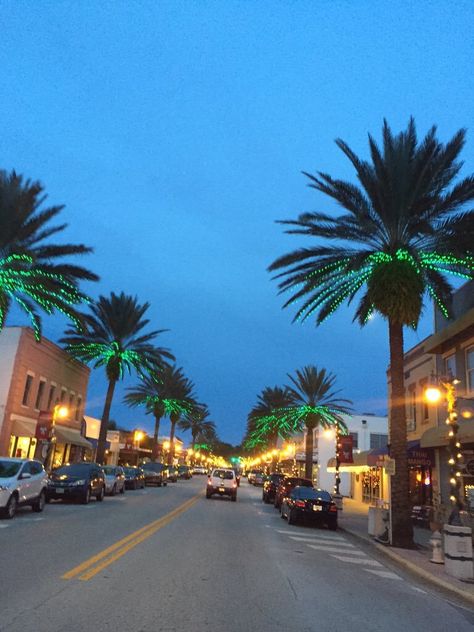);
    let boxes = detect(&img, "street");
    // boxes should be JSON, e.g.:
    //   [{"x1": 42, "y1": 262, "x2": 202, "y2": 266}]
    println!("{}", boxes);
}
[{"x1": 1, "y1": 478, "x2": 474, "y2": 632}]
